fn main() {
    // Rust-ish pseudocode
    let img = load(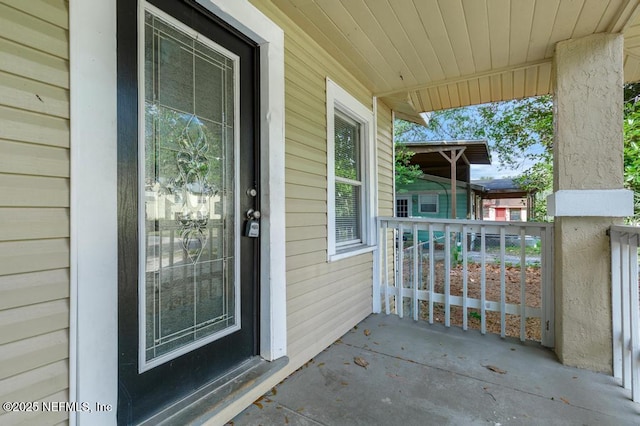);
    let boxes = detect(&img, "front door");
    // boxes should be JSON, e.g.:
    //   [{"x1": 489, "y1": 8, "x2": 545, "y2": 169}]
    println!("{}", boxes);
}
[{"x1": 117, "y1": 1, "x2": 259, "y2": 423}]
